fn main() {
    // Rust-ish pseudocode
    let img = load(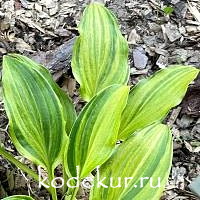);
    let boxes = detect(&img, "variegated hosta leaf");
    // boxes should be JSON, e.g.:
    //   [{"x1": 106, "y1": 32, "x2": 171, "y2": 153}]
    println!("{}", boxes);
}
[
  {"x1": 72, "y1": 2, "x2": 129, "y2": 101},
  {"x1": 10, "y1": 54, "x2": 77, "y2": 135},
  {"x1": 90, "y1": 124, "x2": 173, "y2": 200},
  {"x1": 67, "y1": 85, "x2": 129, "y2": 178},
  {"x1": 2, "y1": 54, "x2": 76, "y2": 170},
  {"x1": 2, "y1": 195, "x2": 34, "y2": 200},
  {"x1": 119, "y1": 65, "x2": 199, "y2": 140}
]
